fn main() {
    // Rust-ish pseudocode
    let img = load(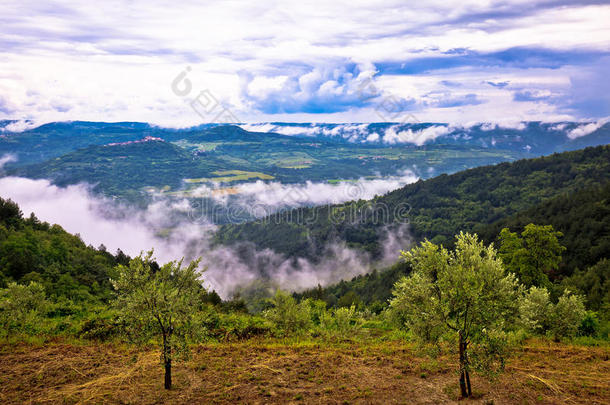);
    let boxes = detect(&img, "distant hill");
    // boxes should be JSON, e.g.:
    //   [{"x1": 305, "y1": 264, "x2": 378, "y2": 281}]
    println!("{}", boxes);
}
[
  {"x1": 2, "y1": 121, "x2": 609, "y2": 168},
  {"x1": 5, "y1": 124, "x2": 533, "y2": 201},
  {"x1": 215, "y1": 145, "x2": 610, "y2": 261}
]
